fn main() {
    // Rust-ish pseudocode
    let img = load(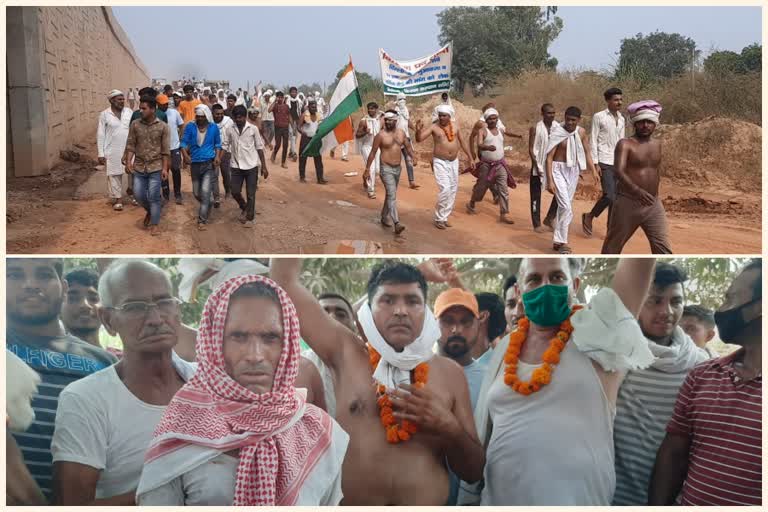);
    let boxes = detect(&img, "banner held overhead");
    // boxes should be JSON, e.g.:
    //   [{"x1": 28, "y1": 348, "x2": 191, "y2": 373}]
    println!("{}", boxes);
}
[{"x1": 379, "y1": 44, "x2": 452, "y2": 97}]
